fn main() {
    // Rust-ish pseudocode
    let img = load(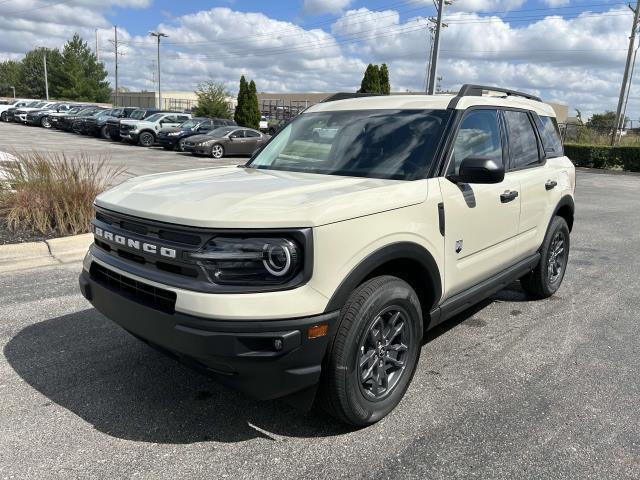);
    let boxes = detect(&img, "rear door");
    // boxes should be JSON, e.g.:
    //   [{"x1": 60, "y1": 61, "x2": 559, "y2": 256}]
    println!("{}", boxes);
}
[
  {"x1": 243, "y1": 129, "x2": 262, "y2": 154},
  {"x1": 502, "y1": 110, "x2": 562, "y2": 259},
  {"x1": 439, "y1": 108, "x2": 521, "y2": 297}
]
